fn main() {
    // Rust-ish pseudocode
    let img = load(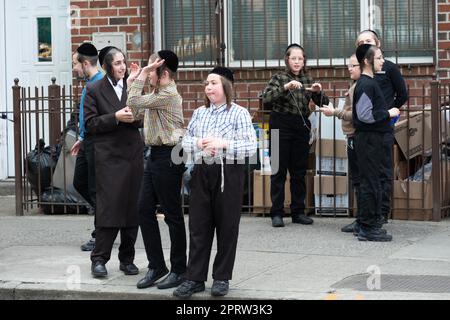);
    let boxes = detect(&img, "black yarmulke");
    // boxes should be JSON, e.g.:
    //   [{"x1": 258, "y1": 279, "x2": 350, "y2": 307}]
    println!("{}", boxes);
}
[
  {"x1": 209, "y1": 66, "x2": 234, "y2": 83},
  {"x1": 77, "y1": 43, "x2": 98, "y2": 57},
  {"x1": 158, "y1": 50, "x2": 179, "y2": 72},
  {"x1": 285, "y1": 43, "x2": 304, "y2": 54},
  {"x1": 98, "y1": 46, "x2": 117, "y2": 67},
  {"x1": 356, "y1": 44, "x2": 373, "y2": 64}
]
